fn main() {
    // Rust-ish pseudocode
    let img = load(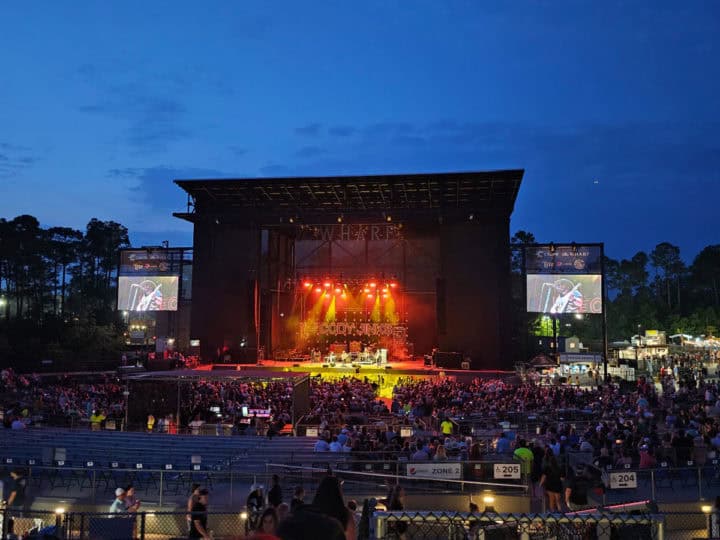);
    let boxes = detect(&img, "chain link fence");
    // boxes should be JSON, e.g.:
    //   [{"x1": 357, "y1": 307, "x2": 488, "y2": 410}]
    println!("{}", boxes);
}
[{"x1": 2, "y1": 508, "x2": 718, "y2": 540}]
